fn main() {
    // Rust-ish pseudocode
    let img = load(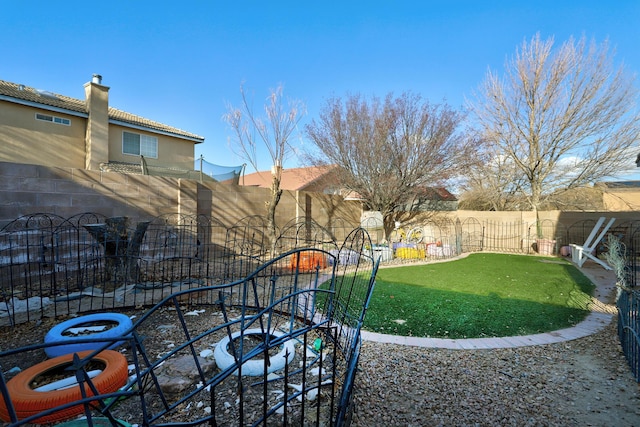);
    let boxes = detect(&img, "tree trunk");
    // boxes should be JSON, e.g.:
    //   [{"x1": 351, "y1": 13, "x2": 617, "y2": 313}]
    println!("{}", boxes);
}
[
  {"x1": 530, "y1": 180, "x2": 543, "y2": 237},
  {"x1": 267, "y1": 172, "x2": 283, "y2": 257},
  {"x1": 84, "y1": 217, "x2": 150, "y2": 284}
]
